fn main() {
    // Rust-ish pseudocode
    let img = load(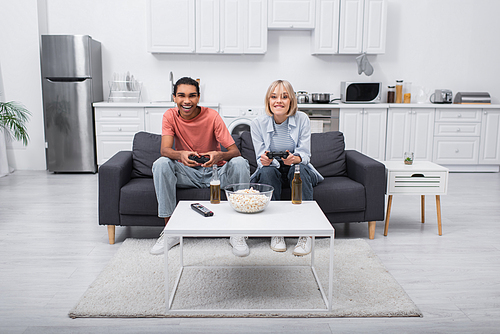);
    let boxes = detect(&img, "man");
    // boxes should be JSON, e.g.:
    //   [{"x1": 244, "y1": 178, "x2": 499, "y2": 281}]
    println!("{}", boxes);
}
[{"x1": 151, "y1": 77, "x2": 250, "y2": 256}]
